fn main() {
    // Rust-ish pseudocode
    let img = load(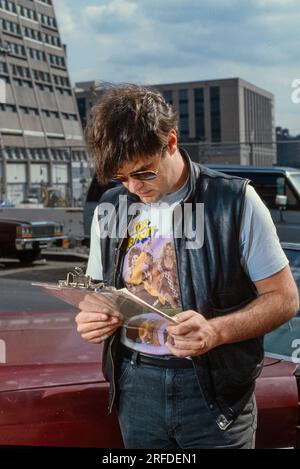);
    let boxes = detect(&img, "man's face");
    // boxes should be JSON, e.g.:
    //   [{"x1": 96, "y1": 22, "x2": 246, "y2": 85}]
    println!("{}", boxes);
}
[{"x1": 116, "y1": 151, "x2": 177, "y2": 203}]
